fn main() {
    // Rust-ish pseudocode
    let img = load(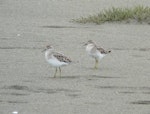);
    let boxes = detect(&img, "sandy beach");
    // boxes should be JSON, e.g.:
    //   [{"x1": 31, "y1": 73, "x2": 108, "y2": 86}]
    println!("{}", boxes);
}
[{"x1": 0, "y1": 0, "x2": 150, "y2": 114}]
